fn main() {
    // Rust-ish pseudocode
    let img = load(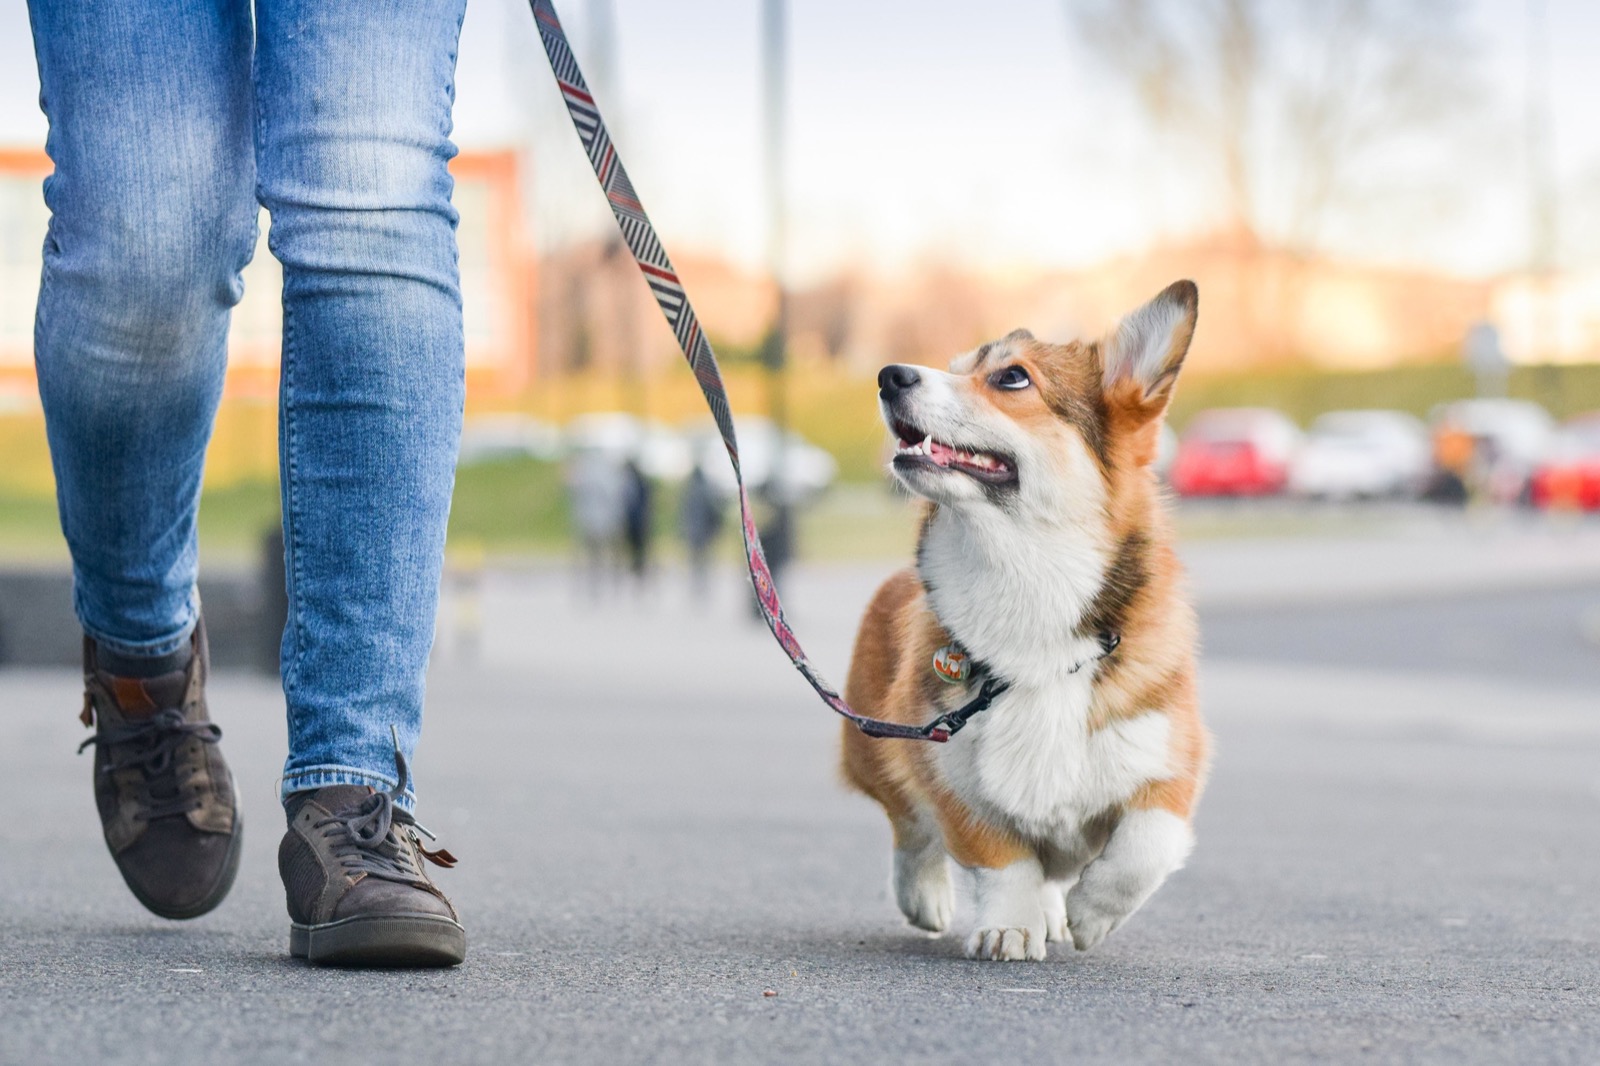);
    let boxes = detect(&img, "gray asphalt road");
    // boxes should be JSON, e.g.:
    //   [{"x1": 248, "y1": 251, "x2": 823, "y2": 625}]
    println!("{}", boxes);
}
[
  {"x1": 1204, "y1": 582, "x2": 1600, "y2": 688},
  {"x1": 2, "y1": 538, "x2": 1598, "y2": 1065}
]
